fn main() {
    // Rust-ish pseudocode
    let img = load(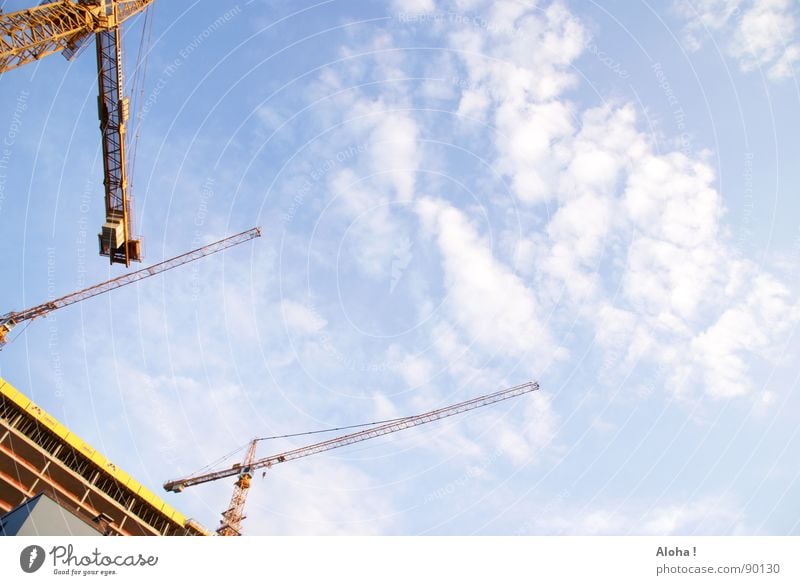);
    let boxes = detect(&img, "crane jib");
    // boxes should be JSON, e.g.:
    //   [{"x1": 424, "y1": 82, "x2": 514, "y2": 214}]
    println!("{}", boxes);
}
[{"x1": 0, "y1": 227, "x2": 261, "y2": 348}]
